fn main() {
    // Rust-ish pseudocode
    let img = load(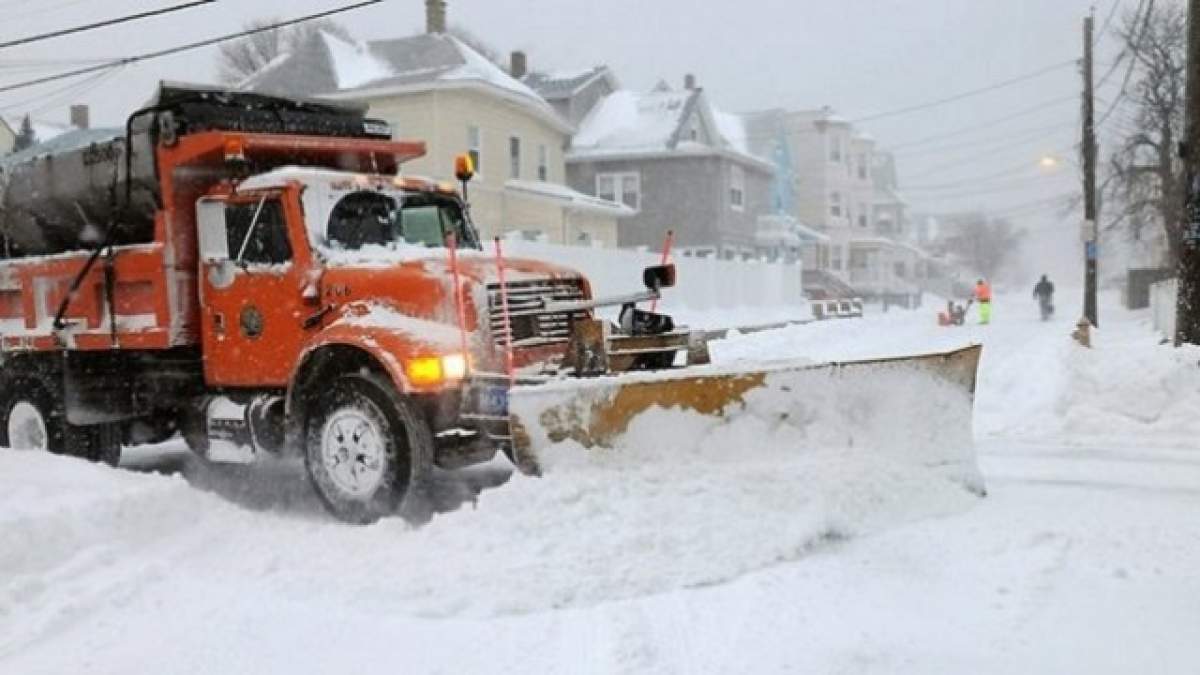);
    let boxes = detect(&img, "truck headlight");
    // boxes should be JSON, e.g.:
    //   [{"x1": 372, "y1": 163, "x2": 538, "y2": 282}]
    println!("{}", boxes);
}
[
  {"x1": 441, "y1": 353, "x2": 468, "y2": 380},
  {"x1": 405, "y1": 353, "x2": 468, "y2": 387}
]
